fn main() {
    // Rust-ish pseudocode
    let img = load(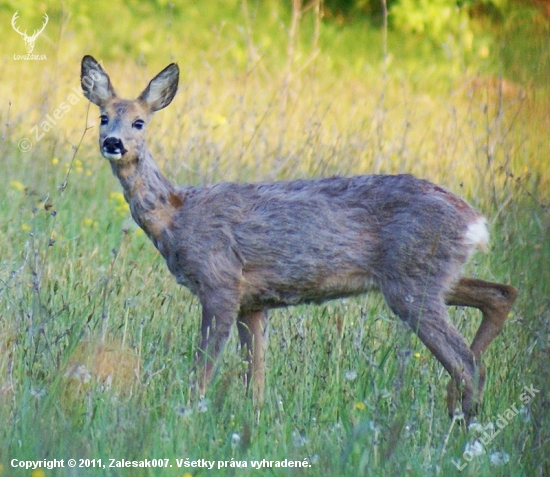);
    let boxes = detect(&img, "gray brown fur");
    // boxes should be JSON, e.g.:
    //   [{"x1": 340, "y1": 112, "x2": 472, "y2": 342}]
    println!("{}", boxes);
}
[{"x1": 81, "y1": 55, "x2": 517, "y2": 422}]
